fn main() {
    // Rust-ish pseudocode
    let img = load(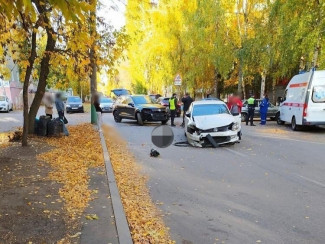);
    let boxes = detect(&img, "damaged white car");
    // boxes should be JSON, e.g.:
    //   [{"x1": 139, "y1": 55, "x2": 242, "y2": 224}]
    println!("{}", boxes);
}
[{"x1": 184, "y1": 100, "x2": 240, "y2": 147}]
